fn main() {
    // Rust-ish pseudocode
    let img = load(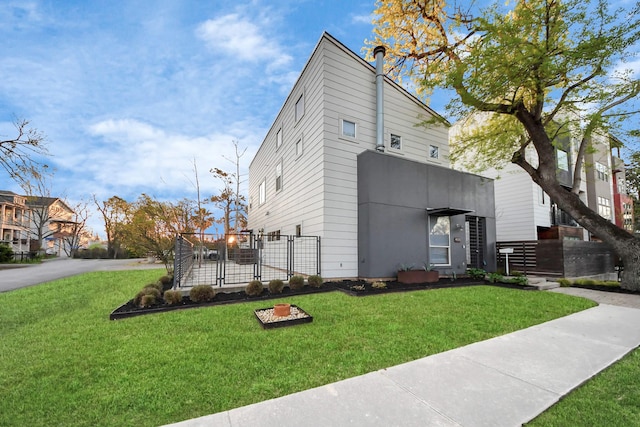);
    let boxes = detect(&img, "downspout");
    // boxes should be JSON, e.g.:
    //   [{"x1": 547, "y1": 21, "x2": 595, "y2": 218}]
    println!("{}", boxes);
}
[{"x1": 374, "y1": 45, "x2": 386, "y2": 152}]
